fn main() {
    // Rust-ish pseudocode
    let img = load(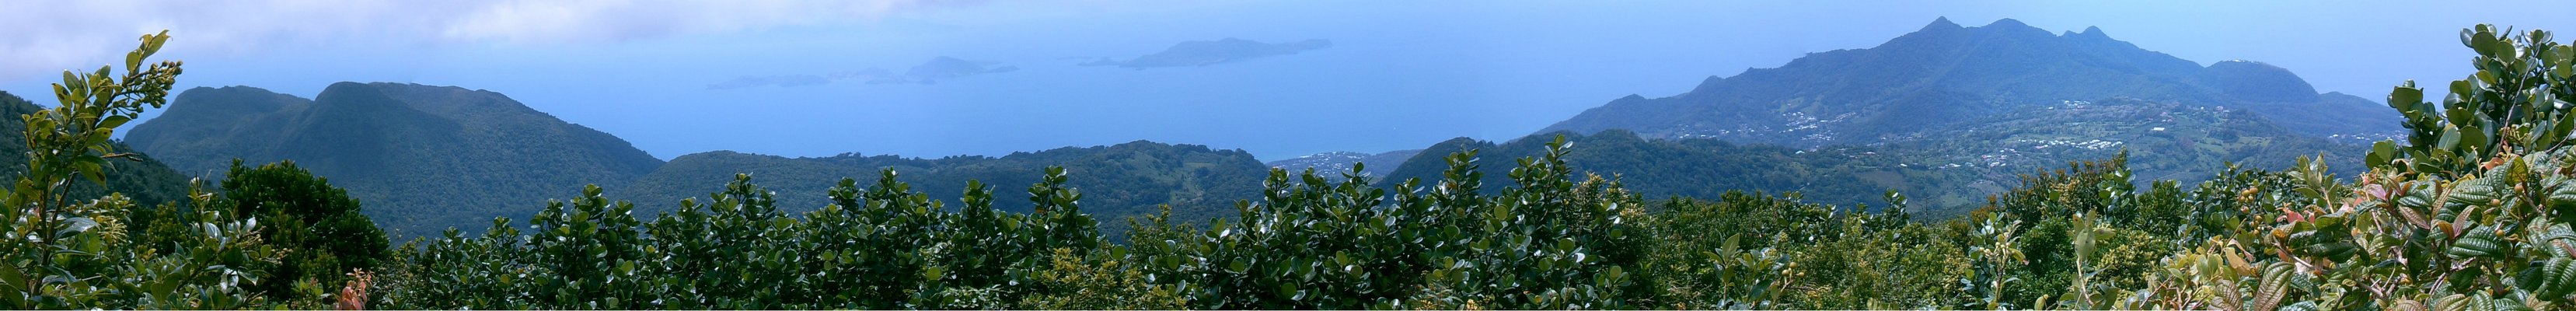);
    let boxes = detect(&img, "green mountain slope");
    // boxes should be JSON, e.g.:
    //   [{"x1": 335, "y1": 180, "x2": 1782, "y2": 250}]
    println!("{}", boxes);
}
[
  {"x1": 627, "y1": 141, "x2": 1266, "y2": 234},
  {"x1": 1537, "y1": 18, "x2": 2402, "y2": 147},
  {"x1": 1380, "y1": 131, "x2": 1914, "y2": 207},
  {"x1": 125, "y1": 82, "x2": 665, "y2": 236},
  {"x1": 0, "y1": 91, "x2": 191, "y2": 208},
  {"x1": 1263, "y1": 149, "x2": 1419, "y2": 177},
  {"x1": 1390, "y1": 97, "x2": 2359, "y2": 216}
]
